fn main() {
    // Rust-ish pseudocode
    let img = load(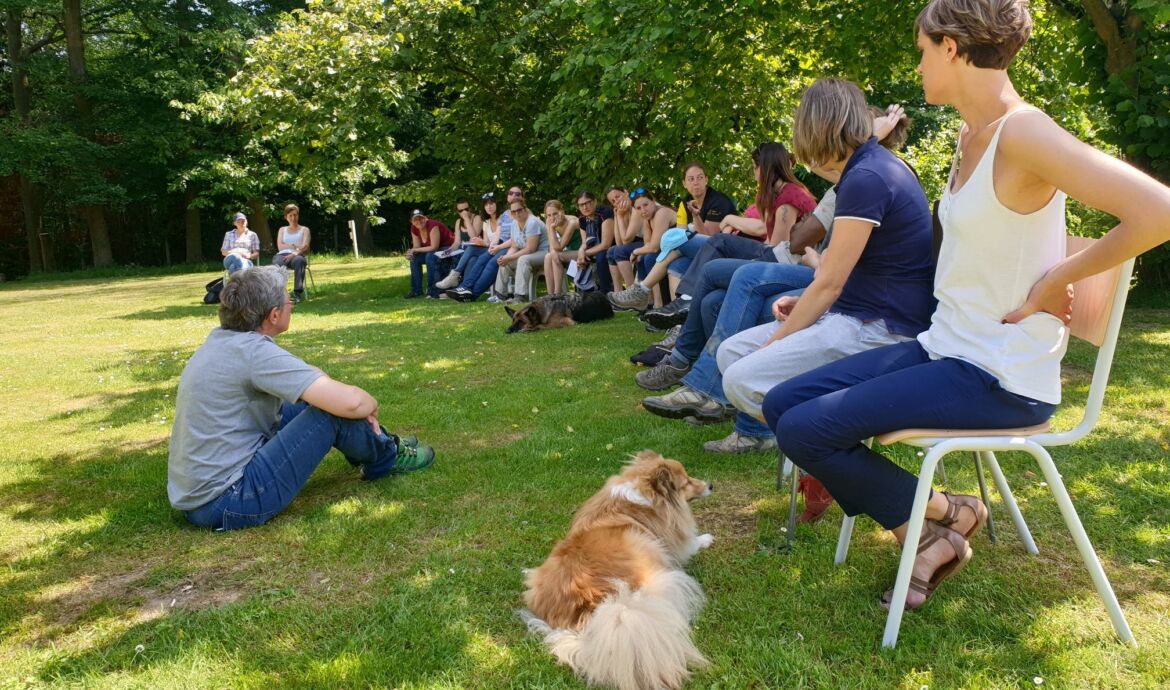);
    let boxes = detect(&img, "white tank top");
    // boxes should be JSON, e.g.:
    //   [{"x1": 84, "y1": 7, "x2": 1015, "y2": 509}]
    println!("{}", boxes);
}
[
  {"x1": 917, "y1": 108, "x2": 1068, "y2": 404},
  {"x1": 280, "y1": 225, "x2": 306, "y2": 246}
]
